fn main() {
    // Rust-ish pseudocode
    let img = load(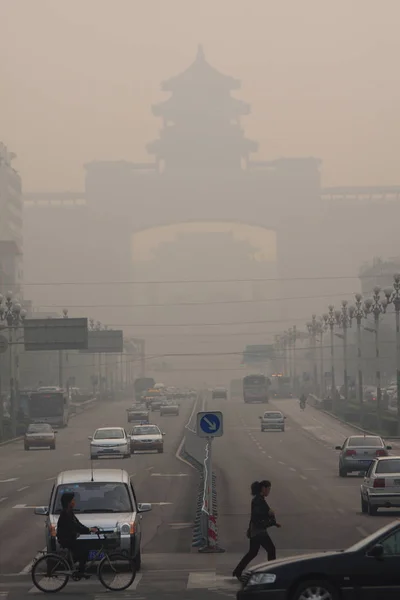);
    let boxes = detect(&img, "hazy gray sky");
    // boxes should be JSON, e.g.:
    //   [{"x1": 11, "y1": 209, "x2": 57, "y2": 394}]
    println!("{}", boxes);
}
[{"x1": 2, "y1": 0, "x2": 400, "y2": 191}]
